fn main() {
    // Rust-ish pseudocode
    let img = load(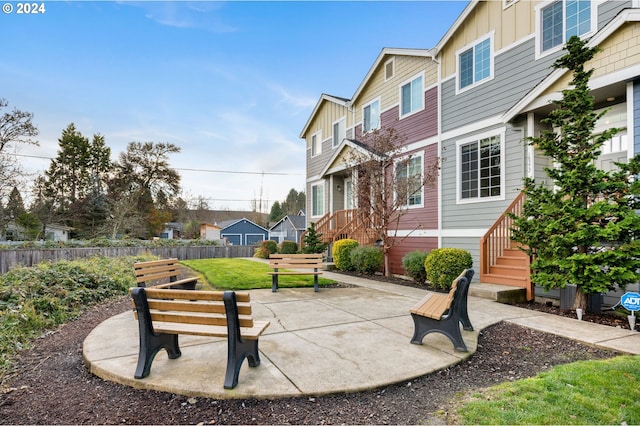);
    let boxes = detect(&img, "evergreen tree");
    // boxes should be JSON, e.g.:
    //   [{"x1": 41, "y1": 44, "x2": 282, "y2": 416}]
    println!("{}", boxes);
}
[
  {"x1": 511, "y1": 36, "x2": 640, "y2": 310},
  {"x1": 269, "y1": 201, "x2": 284, "y2": 222},
  {"x1": 301, "y1": 222, "x2": 327, "y2": 254}
]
